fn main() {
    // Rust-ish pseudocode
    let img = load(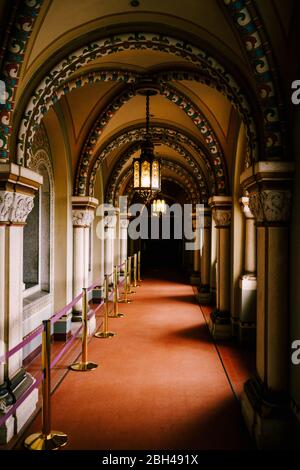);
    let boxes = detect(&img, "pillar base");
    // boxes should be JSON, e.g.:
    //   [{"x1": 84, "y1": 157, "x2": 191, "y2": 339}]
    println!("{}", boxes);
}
[
  {"x1": 91, "y1": 286, "x2": 104, "y2": 303},
  {"x1": 241, "y1": 377, "x2": 295, "y2": 449},
  {"x1": 208, "y1": 309, "x2": 232, "y2": 339},
  {"x1": 71, "y1": 310, "x2": 96, "y2": 336},
  {"x1": 197, "y1": 285, "x2": 211, "y2": 304},
  {"x1": 72, "y1": 311, "x2": 82, "y2": 322},
  {"x1": 53, "y1": 313, "x2": 72, "y2": 340},
  {"x1": 190, "y1": 273, "x2": 200, "y2": 286},
  {"x1": 0, "y1": 371, "x2": 38, "y2": 444}
]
